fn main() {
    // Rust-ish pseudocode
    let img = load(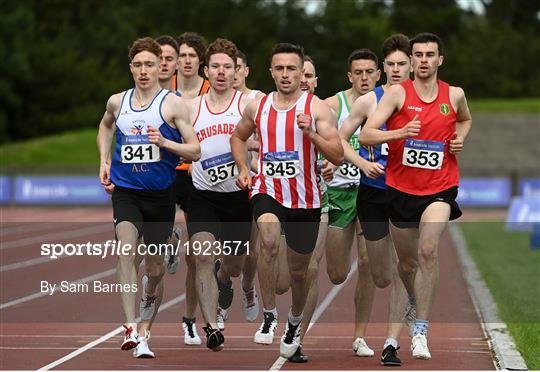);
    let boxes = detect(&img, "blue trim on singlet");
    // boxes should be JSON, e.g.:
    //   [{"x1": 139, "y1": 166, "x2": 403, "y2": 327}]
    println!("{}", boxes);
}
[
  {"x1": 359, "y1": 86, "x2": 387, "y2": 189},
  {"x1": 128, "y1": 88, "x2": 165, "y2": 112},
  {"x1": 110, "y1": 90, "x2": 182, "y2": 190}
]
